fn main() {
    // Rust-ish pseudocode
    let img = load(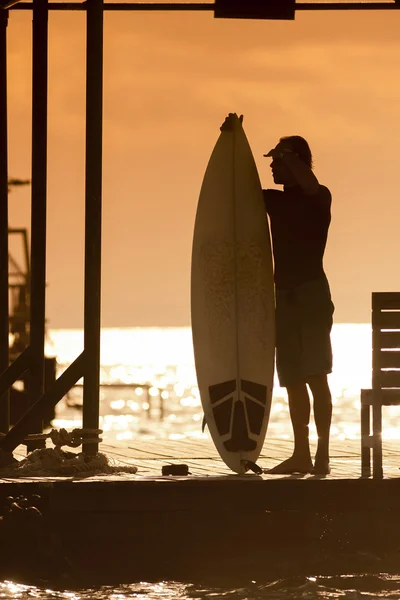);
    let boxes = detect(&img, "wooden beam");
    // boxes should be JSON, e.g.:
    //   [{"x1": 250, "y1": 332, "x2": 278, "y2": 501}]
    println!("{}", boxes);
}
[
  {"x1": 0, "y1": 8, "x2": 9, "y2": 433},
  {"x1": 215, "y1": 0, "x2": 295, "y2": 20},
  {"x1": 8, "y1": 1, "x2": 400, "y2": 11},
  {"x1": 0, "y1": 347, "x2": 31, "y2": 398},
  {"x1": 82, "y1": 0, "x2": 103, "y2": 456},
  {"x1": 29, "y1": 0, "x2": 48, "y2": 439},
  {"x1": 0, "y1": 351, "x2": 85, "y2": 452}
]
